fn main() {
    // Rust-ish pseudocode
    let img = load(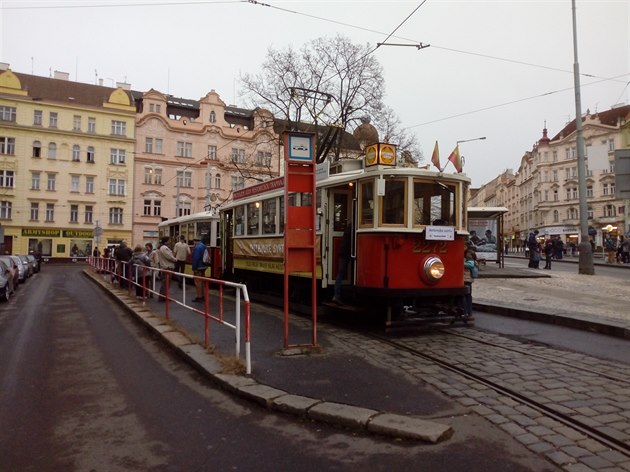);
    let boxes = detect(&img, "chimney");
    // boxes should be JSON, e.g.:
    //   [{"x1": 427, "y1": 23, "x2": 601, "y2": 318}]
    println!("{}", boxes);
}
[
  {"x1": 116, "y1": 81, "x2": 131, "y2": 90},
  {"x1": 54, "y1": 70, "x2": 69, "y2": 80},
  {"x1": 0, "y1": 62, "x2": 9, "y2": 71},
  {"x1": 99, "y1": 78, "x2": 104, "y2": 86}
]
